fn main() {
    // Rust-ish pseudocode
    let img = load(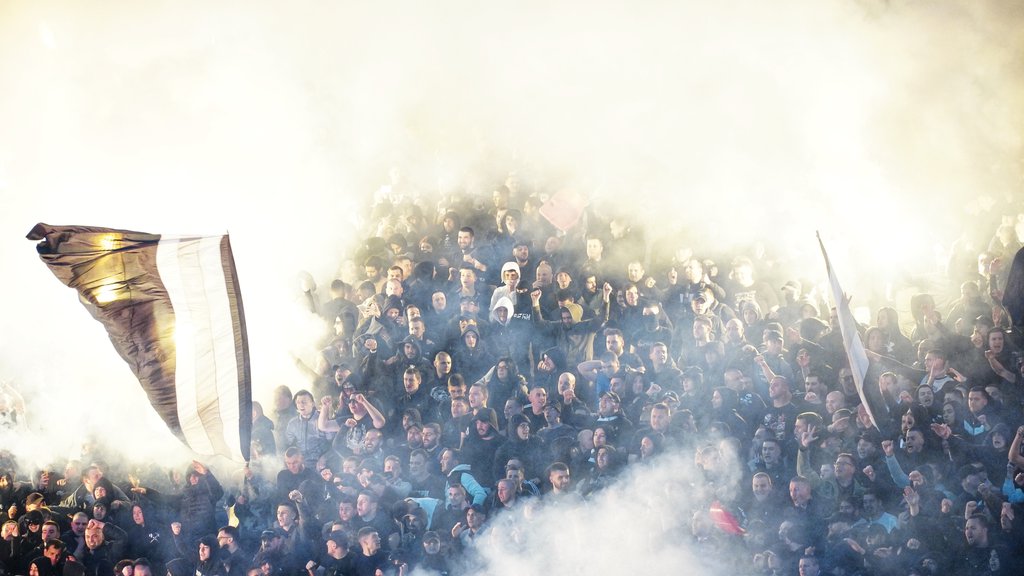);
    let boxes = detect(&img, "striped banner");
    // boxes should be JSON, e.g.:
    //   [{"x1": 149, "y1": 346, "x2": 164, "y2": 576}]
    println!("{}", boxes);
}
[{"x1": 27, "y1": 223, "x2": 252, "y2": 461}]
